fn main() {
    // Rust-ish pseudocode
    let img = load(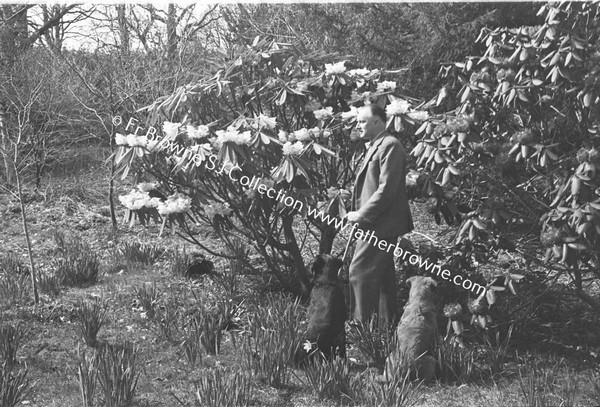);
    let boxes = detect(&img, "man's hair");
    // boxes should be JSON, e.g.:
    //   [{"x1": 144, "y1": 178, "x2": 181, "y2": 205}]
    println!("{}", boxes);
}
[{"x1": 360, "y1": 104, "x2": 387, "y2": 123}]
